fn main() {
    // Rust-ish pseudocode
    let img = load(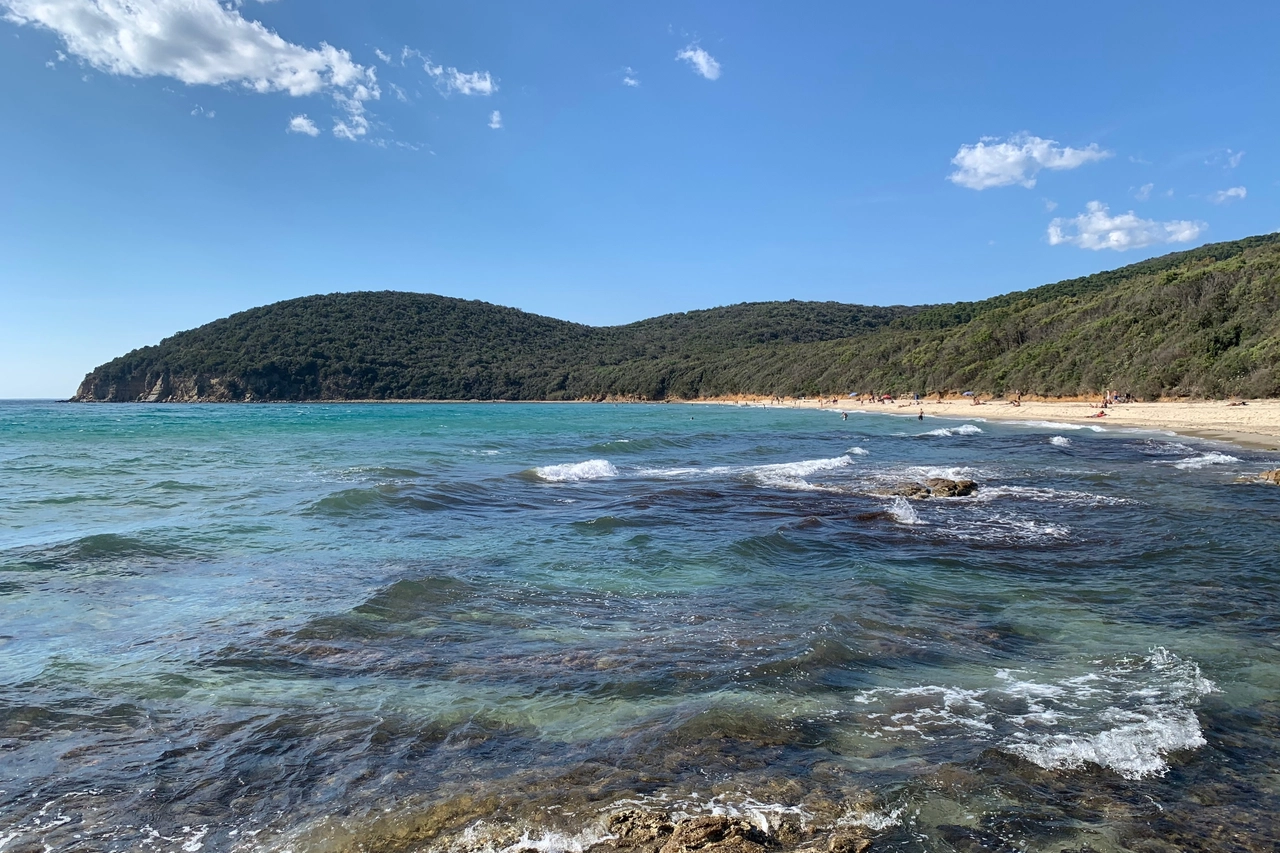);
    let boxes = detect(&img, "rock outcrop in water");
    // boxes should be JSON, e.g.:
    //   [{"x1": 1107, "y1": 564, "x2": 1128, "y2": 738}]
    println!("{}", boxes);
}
[
  {"x1": 601, "y1": 810, "x2": 870, "y2": 853},
  {"x1": 1260, "y1": 469, "x2": 1280, "y2": 485},
  {"x1": 879, "y1": 478, "x2": 977, "y2": 499}
]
